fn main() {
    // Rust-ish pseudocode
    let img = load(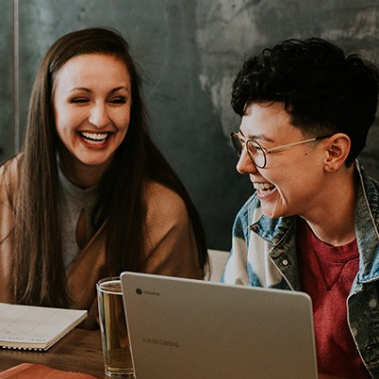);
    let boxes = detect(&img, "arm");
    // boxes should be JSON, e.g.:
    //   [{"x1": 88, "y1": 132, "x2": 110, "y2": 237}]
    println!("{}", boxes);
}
[
  {"x1": 140, "y1": 182, "x2": 204, "y2": 279},
  {"x1": 68, "y1": 182, "x2": 203, "y2": 329},
  {"x1": 0, "y1": 157, "x2": 20, "y2": 304}
]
